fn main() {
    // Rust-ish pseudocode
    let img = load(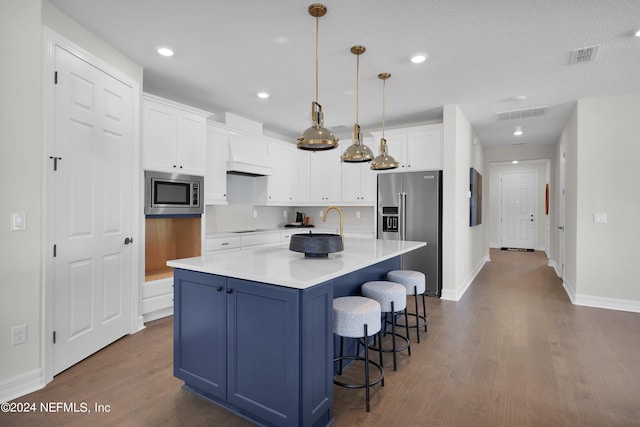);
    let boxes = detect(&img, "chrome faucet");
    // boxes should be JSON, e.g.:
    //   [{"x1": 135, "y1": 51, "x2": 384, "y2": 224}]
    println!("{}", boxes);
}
[{"x1": 322, "y1": 206, "x2": 343, "y2": 241}]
